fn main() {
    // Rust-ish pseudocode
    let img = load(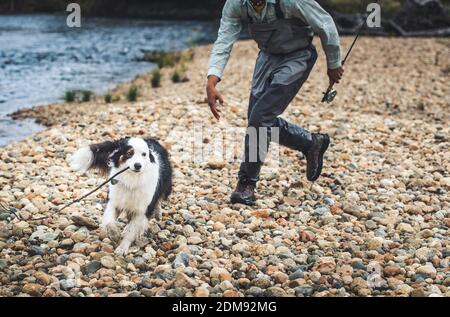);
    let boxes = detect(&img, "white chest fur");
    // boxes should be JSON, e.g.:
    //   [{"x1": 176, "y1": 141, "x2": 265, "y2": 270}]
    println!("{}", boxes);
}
[{"x1": 108, "y1": 166, "x2": 159, "y2": 216}]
